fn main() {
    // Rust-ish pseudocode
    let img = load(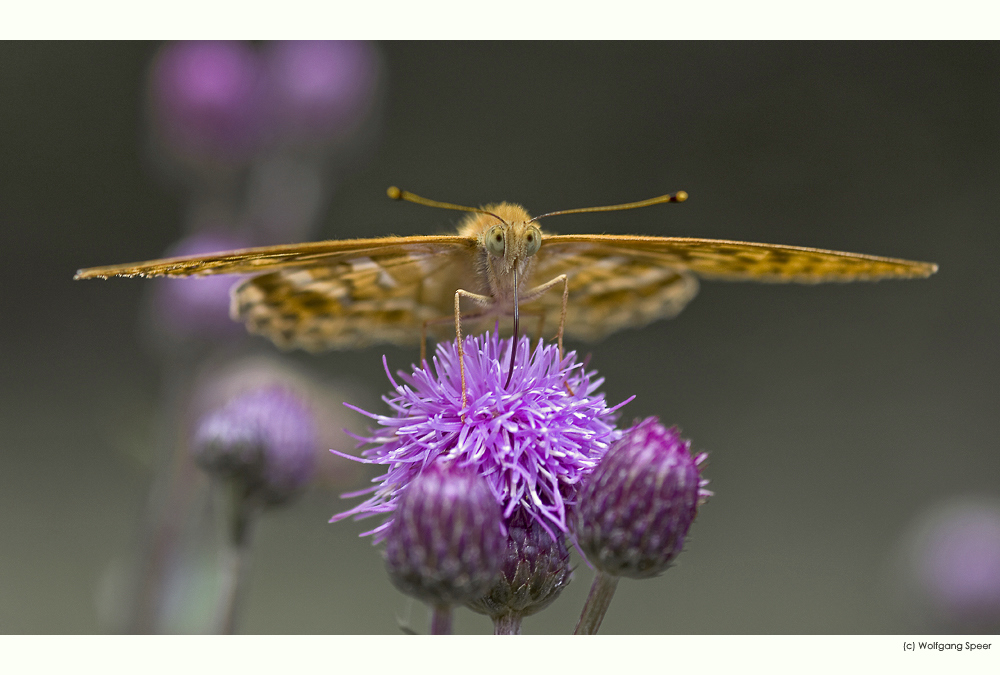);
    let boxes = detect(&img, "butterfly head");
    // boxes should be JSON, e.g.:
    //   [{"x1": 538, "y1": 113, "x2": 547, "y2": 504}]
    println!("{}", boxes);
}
[
  {"x1": 483, "y1": 220, "x2": 542, "y2": 274},
  {"x1": 462, "y1": 203, "x2": 542, "y2": 279},
  {"x1": 463, "y1": 203, "x2": 543, "y2": 388}
]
